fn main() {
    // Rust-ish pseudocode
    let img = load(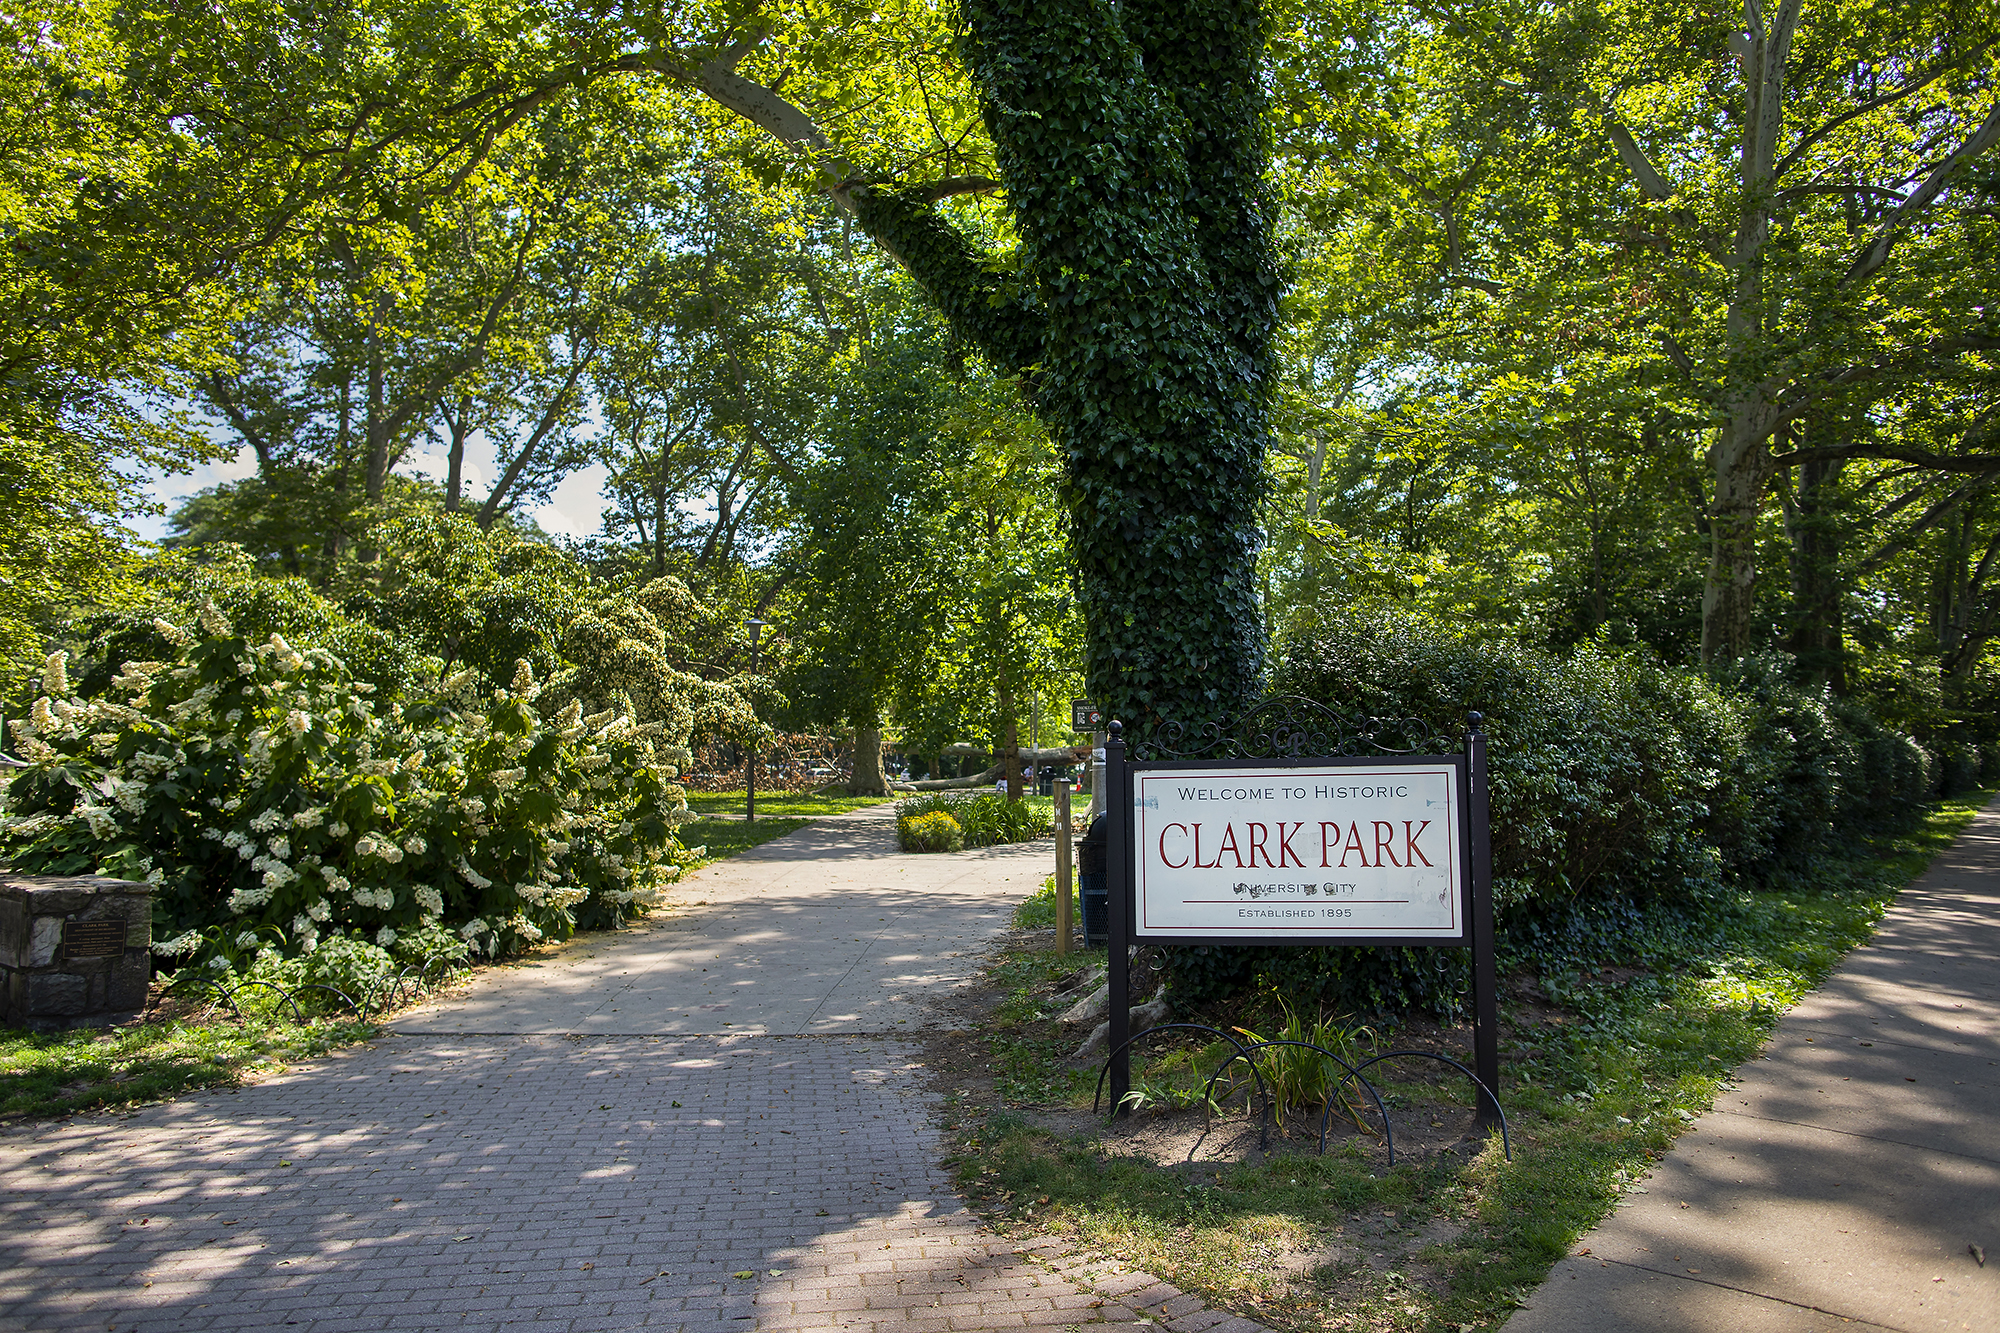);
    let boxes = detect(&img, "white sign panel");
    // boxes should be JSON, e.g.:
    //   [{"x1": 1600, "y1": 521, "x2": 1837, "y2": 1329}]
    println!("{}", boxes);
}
[{"x1": 1131, "y1": 762, "x2": 1465, "y2": 942}]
